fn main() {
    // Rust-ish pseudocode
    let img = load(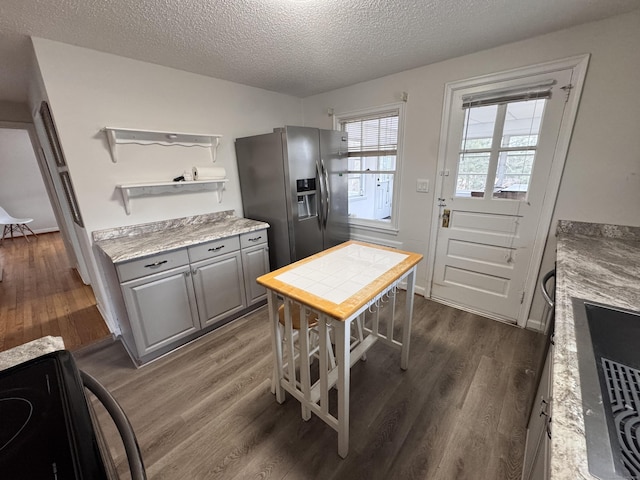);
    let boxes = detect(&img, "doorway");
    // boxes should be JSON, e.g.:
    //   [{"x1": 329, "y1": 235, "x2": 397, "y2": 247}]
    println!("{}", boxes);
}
[
  {"x1": 0, "y1": 120, "x2": 108, "y2": 350},
  {"x1": 428, "y1": 56, "x2": 589, "y2": 326}
]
